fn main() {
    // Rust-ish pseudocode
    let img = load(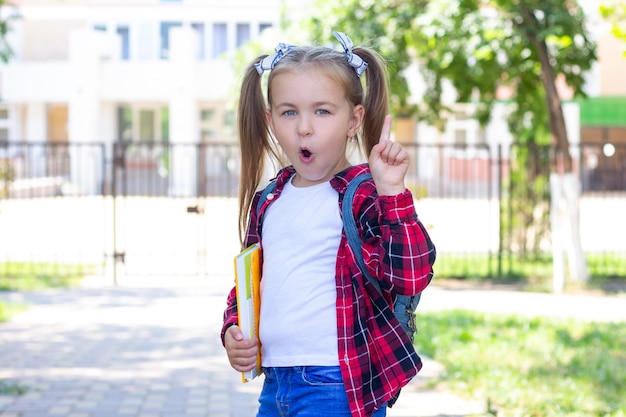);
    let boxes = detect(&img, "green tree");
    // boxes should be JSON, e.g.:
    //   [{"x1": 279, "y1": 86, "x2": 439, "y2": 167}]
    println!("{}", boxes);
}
[
  {"x1": 600, "y1": 0, "x2": 626, "y2": 53},
  {"x1": 0, "y1": 0, "x2": 18, "y2": 63},
  {"x1": 306, "y1": 0, "x2": 596, "y2": 286},
  {"x1": 0, "y1": 0, "x2": 17, "y2": 199}
]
